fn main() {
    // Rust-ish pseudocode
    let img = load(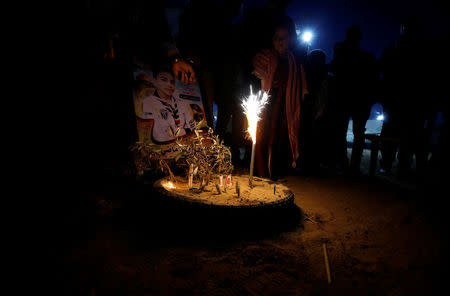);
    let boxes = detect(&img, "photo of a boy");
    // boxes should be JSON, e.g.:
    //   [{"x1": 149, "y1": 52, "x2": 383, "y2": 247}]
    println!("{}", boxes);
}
[{"x1": 142, "y1": 65, "x2": 196, "y2": 143}]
